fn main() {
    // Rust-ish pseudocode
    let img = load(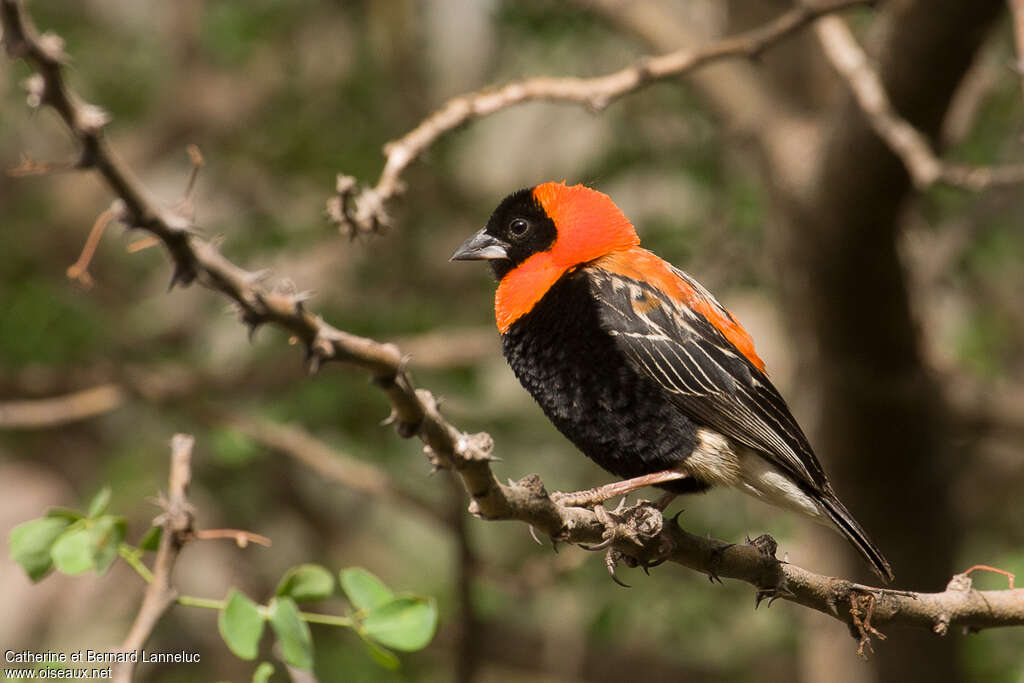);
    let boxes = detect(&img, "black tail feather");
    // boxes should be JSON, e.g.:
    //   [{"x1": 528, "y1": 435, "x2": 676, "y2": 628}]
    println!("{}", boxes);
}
[{"x1": 817, "y1": 494, "x2": 894, "y2": 584}]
